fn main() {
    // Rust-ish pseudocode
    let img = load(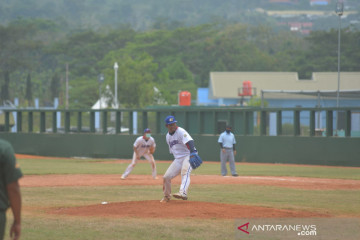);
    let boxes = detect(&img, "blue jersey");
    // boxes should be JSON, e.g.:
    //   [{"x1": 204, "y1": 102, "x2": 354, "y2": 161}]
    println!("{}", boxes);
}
[{"x1": 218, "y1": 131, "x2": 236, "y2": 148}]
